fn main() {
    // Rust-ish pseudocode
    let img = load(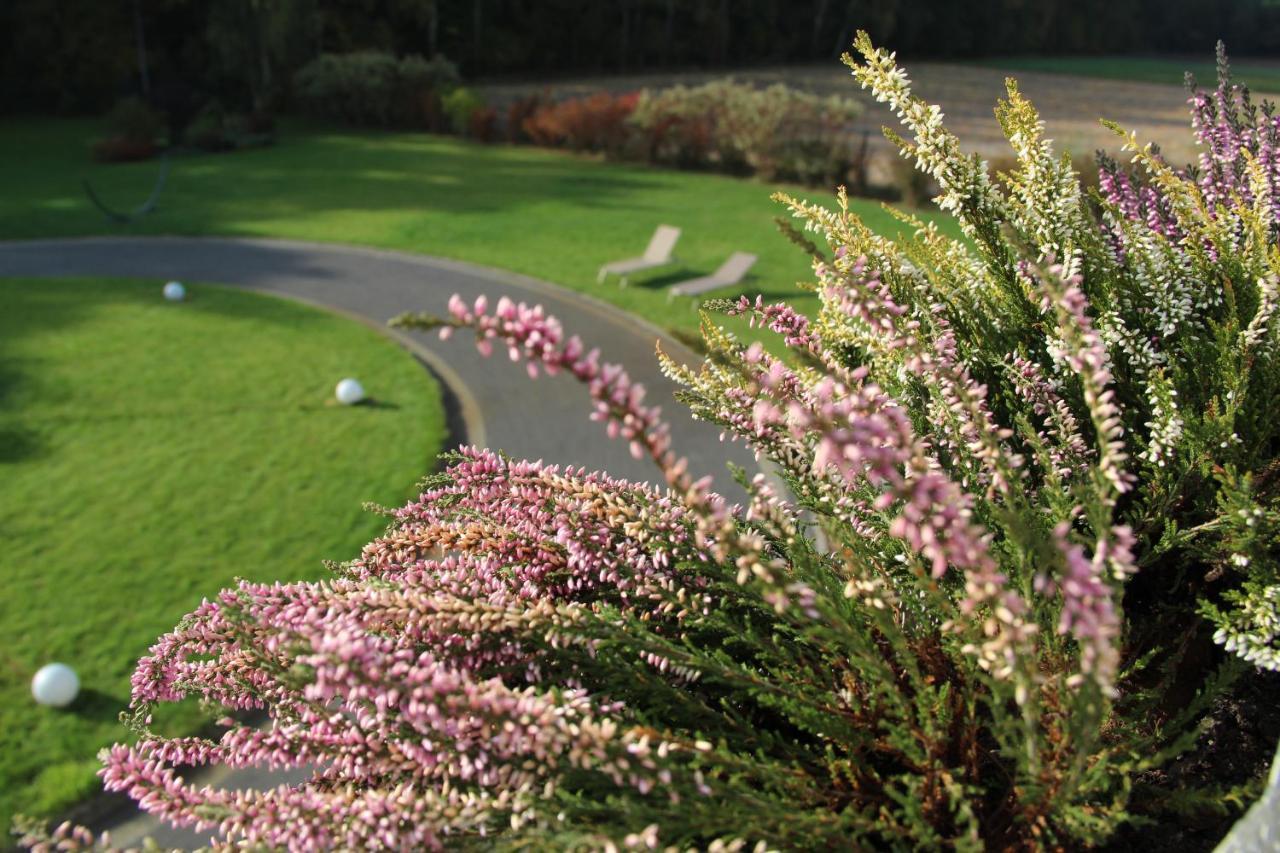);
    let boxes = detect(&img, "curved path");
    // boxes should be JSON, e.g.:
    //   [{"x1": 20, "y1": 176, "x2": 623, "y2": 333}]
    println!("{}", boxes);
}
[
  {"x1": 0, "y1": 237, "x2": 754, "y2": 848},
  {"x1": 0, "y1": 237, "x2": 752, "y2": 486}
]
